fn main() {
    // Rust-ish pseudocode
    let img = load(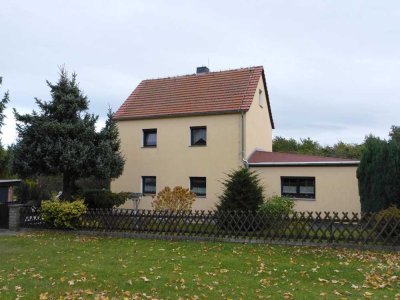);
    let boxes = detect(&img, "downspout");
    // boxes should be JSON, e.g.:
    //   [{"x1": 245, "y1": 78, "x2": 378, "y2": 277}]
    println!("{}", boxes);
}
[
  {"x1": 240, "y1": 69, "x2": 254, "y2": 168},
  {"x1": 241, "y1": 109, "x2": 248, "y2": 168}
]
